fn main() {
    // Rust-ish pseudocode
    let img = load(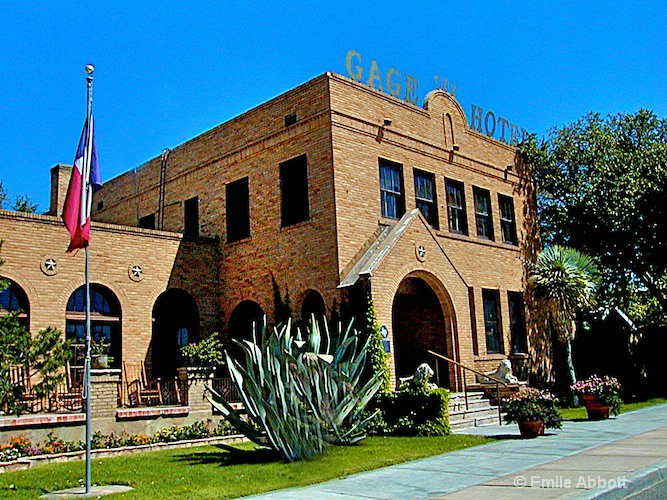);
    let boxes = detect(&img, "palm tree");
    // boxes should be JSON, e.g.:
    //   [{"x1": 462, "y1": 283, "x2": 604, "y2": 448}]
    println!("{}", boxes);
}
[{"x1": 530, "y1": 245, "x2": 600, "y2": 403}]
